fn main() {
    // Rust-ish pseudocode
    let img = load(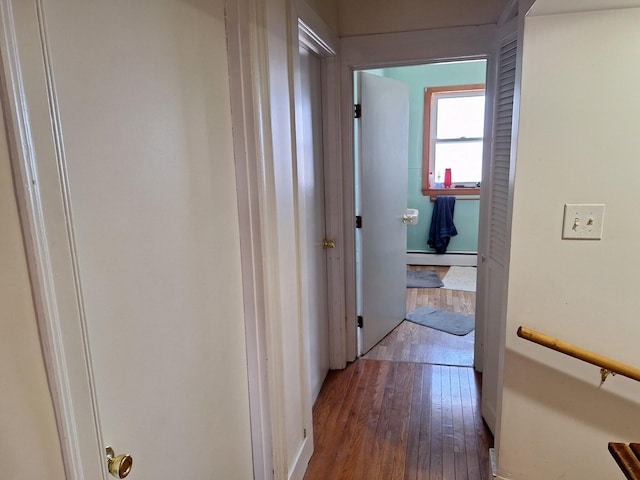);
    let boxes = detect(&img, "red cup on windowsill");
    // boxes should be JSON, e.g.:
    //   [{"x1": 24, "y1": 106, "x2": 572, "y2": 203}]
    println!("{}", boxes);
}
[{"x1": 444, "y1": 168, "x2": 452, "y2": 188}]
